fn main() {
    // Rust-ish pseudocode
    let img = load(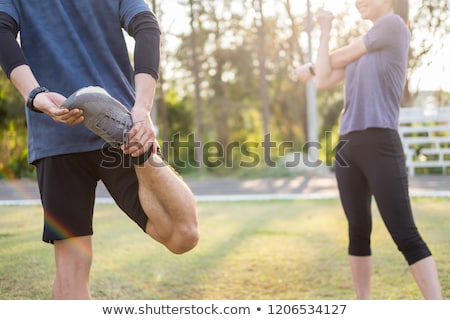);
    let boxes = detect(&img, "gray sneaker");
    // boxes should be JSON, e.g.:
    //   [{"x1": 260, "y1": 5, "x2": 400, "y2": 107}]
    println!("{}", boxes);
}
[{"x1": 62, "y1": 86, "x2": 132, "y2": 148}]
